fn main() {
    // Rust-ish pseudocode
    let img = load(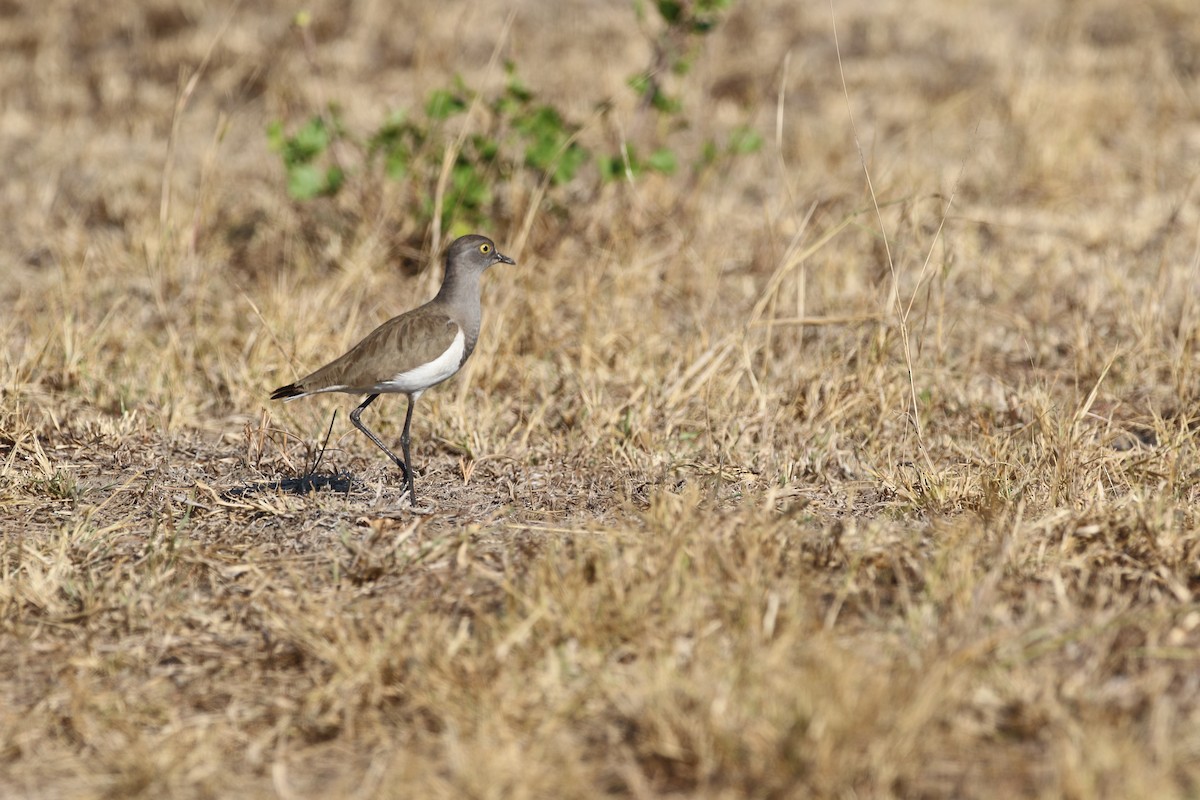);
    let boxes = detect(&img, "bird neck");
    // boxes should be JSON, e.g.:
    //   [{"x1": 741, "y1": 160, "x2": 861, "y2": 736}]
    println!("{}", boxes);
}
[
  {"x1": 435, "y1": 268, "x2": 481, "y2": 307},
  {"x1": 434, "y1": 269, "x2": 483, "y2": 342}
]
